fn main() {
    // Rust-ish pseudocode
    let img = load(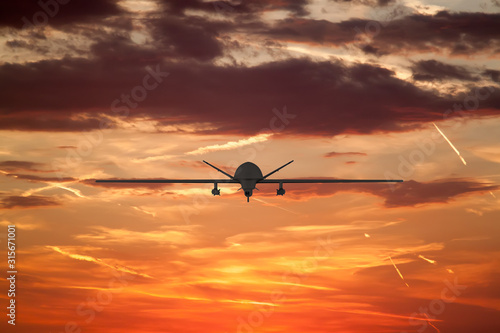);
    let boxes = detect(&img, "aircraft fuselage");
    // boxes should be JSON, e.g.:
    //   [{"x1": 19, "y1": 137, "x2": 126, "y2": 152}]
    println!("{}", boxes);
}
[{"x1": 233, "y1": 162, "x2": 263, "y2": 200}]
